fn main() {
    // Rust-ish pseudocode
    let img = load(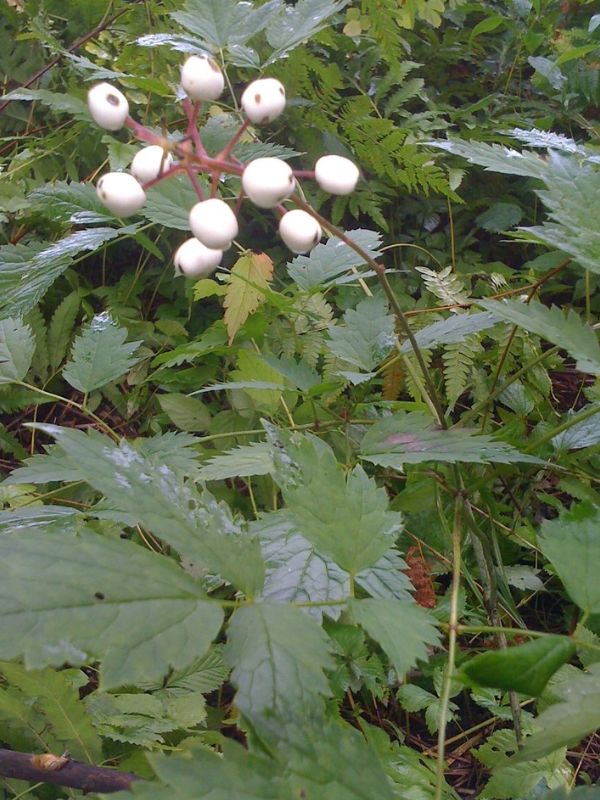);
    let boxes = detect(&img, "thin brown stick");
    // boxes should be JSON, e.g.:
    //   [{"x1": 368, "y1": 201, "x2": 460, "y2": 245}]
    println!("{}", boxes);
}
[
  {"x1": 0, "y1": 7, "x2": 133, "y2": 116},
  {"x1": 0, "y1": 749, "x2": 141, "y2": 794}
]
